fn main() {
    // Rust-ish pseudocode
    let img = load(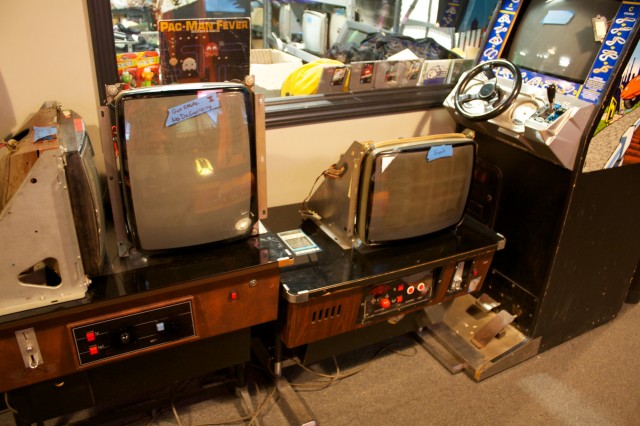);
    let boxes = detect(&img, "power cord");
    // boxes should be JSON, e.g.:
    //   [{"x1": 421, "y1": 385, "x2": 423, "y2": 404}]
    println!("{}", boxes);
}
[{"x1": 285, "y1": 342, "x2": 418, "y2": 392}]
